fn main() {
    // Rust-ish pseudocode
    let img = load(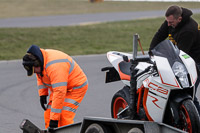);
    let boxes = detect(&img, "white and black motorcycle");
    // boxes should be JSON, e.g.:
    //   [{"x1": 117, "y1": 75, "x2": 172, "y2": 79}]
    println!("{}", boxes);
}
[{"x1": 102, "y1": 35, "x2": 200, "y2": 133}]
